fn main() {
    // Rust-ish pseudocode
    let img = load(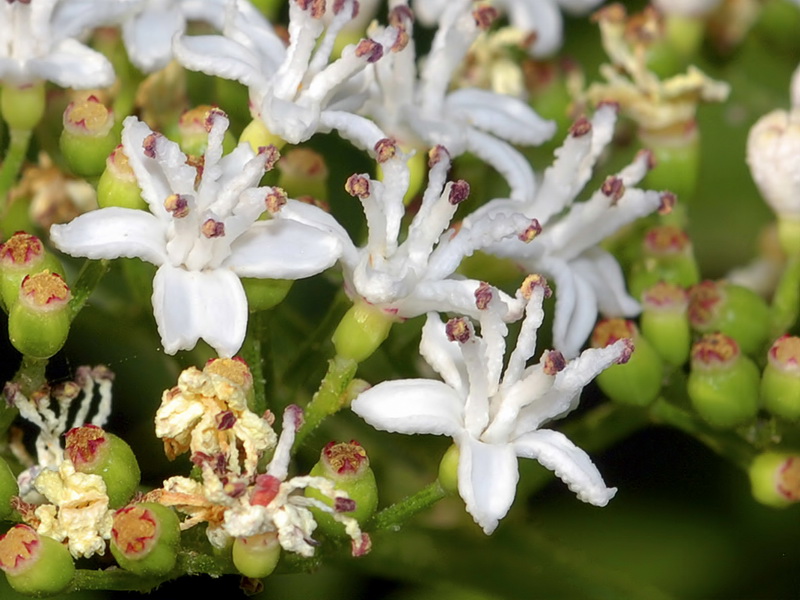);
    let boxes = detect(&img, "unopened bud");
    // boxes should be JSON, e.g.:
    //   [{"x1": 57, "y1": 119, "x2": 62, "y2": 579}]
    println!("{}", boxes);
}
[
  {"x1": 640, "y1": 282, "x2": 691, "y2": 366},
  {"x1": 749, "y1": 452, "x2": 800, "y2": 508},
  {"x1": 97, "y1": 145, "x2": 147, "y2": 210},
  {"x1": 0, "y1": 524, "x2": 75, "y2": 595},
  {"x1": 9, "y1": 271, "x2": 71, "y2": 358},
  {"x1": 687, "y1": 333, "x2": 760, "y2": 429},
  {"x1": 332, "y1": 301, "x2": 394, "y2": 363},
  {"x1": 591, "y1": 319, "x2": 662, "y2": 407},
  {"x1": 232, "y1": 531, "x2": 281, "y2": 579},
  {"x1": 60, "y1": 95, "x2": 118, "y2": 177},
  {"x1": 629, "y1": 225, "x2": 700, "y2": 299},
  {"x1": 110, "y1": 503, "x2": 181, "y2": 577},
  {"x1": 65, "y1": 425, "x2": 141, "y2": 508},
  {"x1": 0, "y1": 232, "x2": 65, "y2": 310},
  {"x1": 242, "y1": 277, "x2": 293, "y2": 312},
  {"x1": 761, "y1": 336, "x2": 800, "y2": 421},
  {"x1": 1, "y1": 82, "x2": 46, "y2": 130},
  {"x1": 278, "y1": 147, "x2": 329, "y2": 202}
]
